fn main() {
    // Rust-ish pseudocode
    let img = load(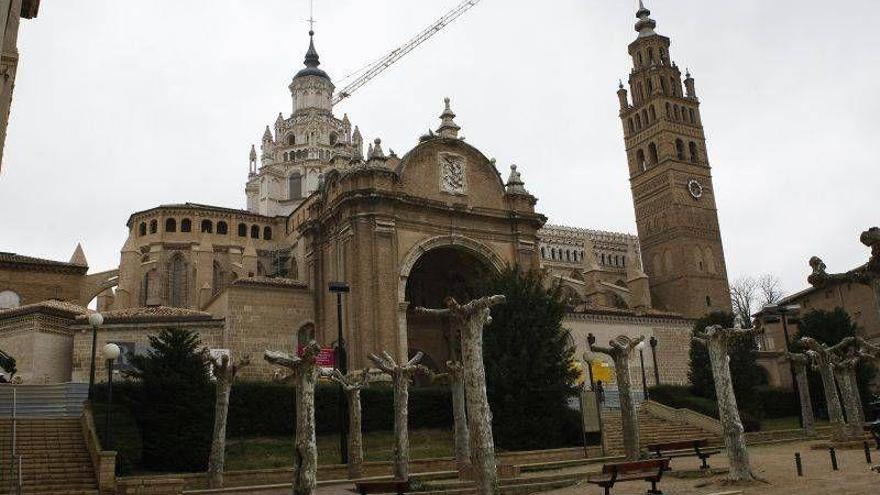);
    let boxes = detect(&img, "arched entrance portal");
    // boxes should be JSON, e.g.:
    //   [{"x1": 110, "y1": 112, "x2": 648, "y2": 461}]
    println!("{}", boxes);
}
[{"x1": 403, "y1": 245, "x2": 498, "y2": 378}]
